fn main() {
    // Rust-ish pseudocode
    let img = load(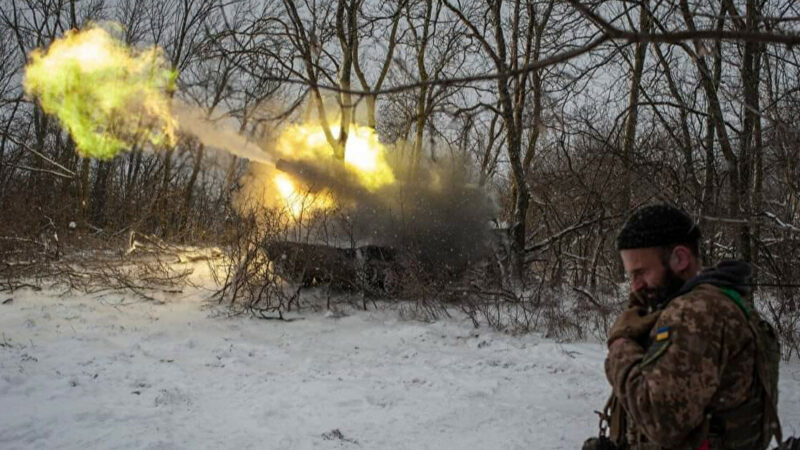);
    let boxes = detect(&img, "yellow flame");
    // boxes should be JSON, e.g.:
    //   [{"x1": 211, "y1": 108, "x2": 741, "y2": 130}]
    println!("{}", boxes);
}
[
  {"x1": 25, "y1": 26, "x2": 399, "y2": 225},
  {"x1": 24, "y1": 25, "x2": 177, "y2": 159},
  {"x1": 274, "y1": 173, "x2": 297, "y2": 199},
  {"x1": 277, "y1": 121, "x2": 393, "y2": 174},
  {"x1": 343, "y1": 126, "x2": 395, "y2": 188},
  {"x1": 268, "y1": 123, "x2": 395, "y2": 218},
  {"x1": 272, "y1": 172, "x2": 335, "y2": 218}
]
